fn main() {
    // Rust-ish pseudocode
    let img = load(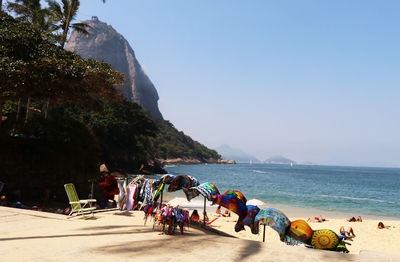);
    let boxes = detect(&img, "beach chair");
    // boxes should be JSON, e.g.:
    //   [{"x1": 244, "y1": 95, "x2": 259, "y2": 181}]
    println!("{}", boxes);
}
[{"x1": 64, "y1": 183, "x2": 96, "y2": 218}]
